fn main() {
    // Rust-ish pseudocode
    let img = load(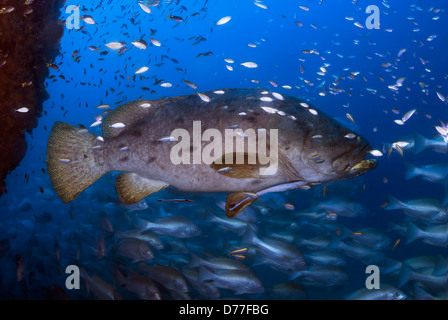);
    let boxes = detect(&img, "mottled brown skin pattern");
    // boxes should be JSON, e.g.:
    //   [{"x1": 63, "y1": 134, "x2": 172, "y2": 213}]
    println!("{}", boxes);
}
[{"x1": 93, "y1": 89, "x2": 372, "y2": 193}]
